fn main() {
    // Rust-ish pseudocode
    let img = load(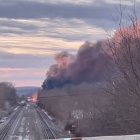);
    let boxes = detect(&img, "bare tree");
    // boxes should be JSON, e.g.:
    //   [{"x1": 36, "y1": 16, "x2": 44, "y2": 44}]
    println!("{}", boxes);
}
[{"x1": 105, "y1": 2, "x2": 140, "y2": 135}]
